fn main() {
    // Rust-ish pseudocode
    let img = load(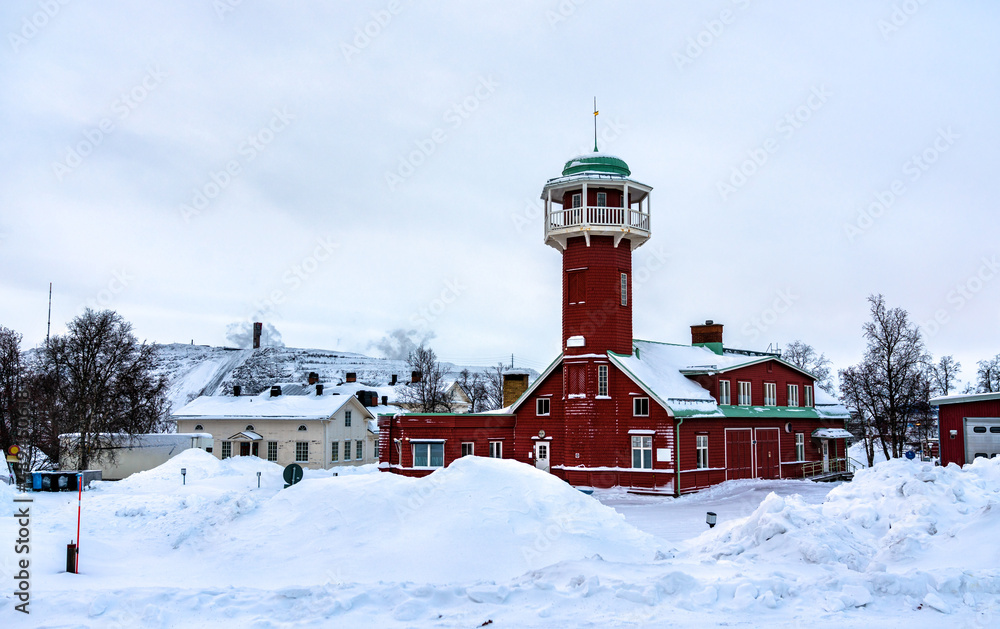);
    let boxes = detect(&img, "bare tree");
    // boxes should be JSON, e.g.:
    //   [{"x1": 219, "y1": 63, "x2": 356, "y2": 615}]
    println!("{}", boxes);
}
[
  {"x1": 41, "y1": 309, "x2": 169, "y2": 470},
  {"x1": 0, "y1": 326, "x2": 23, "y2": 456},
  {"x1": 929, "y1": 355, "x2": 962, "y2": 396},
  {"x1": 483, "y1": 362, "x2": 506, "y2": 411},
  {"x1": 456, "y1": 369, "x2": 489, "y2": 413},
  {"x1": 839, "y1": 294, "x2": 929, "y2": 463},
  {"x1": 398, "y1": 345, "x2": 451, "y2": 413},
  {"x1": 976, "y1": 354, "x2": 1000, "y2": 393},
  {"x1": 782, "y1": 340, "x2": 835, "y2": 394}
]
